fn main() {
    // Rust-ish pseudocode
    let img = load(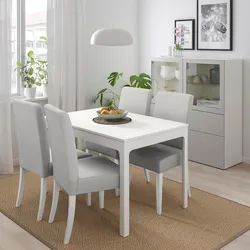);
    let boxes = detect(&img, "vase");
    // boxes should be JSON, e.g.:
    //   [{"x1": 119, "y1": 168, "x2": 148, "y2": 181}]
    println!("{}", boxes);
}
[
  {"x1": 173, "y1": 49, "x2": 183, "y2": 58},
  {"x1": 209, "y1": 65, "x2": 220, "y2": 85},
  {"x1": 41, "y1": 84, "x2": 48, "y2": 97},
  {"x1": 193, "y1": 76, "x2": 202, "y2": 85},
  {"x1": 160, "y1": 65, "x2": 175, "y2": 81},
  {"x1": 24, "y1": 87, "x2": 37, "y2": 99},
  {"x1": 175, "y1": 70, "x2": 180, "y2": 80}
]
